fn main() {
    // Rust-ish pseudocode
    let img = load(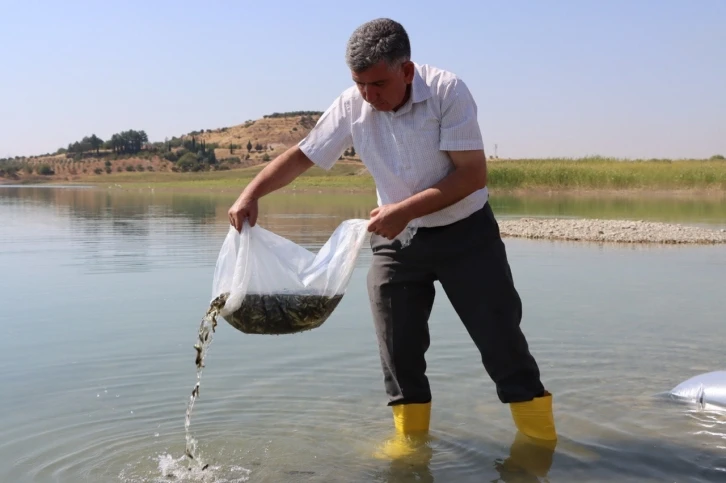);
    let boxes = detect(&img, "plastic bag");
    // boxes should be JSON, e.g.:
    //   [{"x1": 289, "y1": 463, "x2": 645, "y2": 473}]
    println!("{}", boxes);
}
[{"x1": 210, "y1": 218, "x2": 369, "y2": 335}]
